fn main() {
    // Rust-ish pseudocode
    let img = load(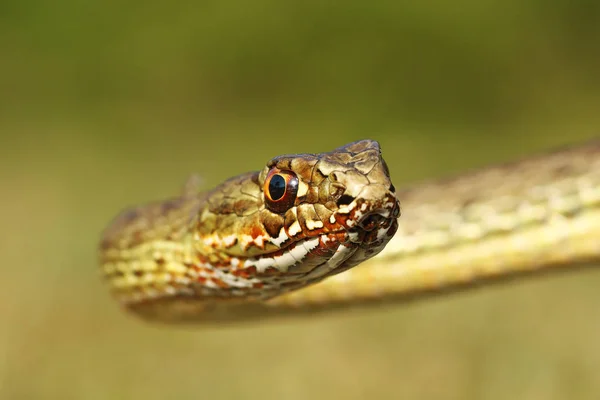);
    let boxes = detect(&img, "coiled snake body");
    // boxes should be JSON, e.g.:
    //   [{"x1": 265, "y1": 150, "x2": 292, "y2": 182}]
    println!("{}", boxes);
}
[{"x1": 100, "y1": 139, "x2": 600, "y2": 324}]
